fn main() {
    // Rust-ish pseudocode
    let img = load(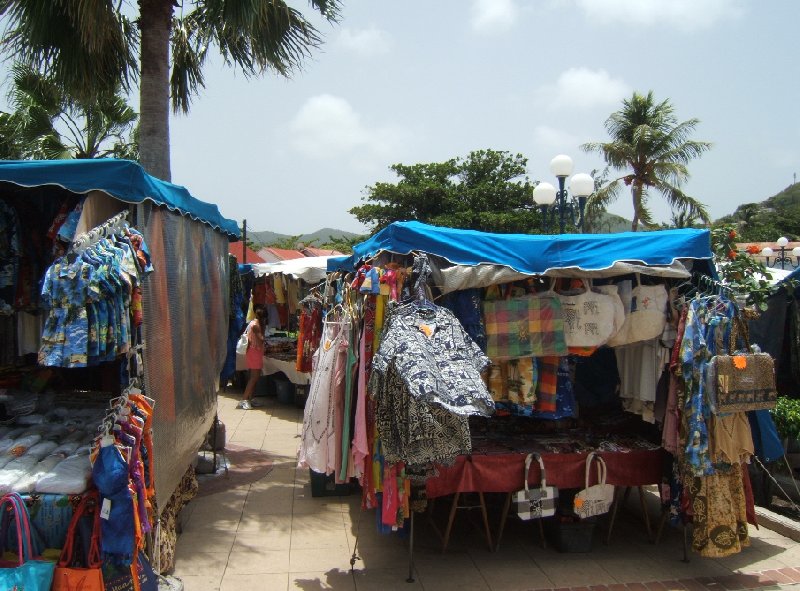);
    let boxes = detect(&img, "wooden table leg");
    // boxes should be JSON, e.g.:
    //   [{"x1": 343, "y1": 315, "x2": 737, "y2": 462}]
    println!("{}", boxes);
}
[
  {"x1": 606, "y1": 486, "x2": 621, "y2": 545},
  {"x1": 442, "y1": 492, "x2": 460, "y2": 553},
  {"x1": 638, "y1": 486, "x2": 653, "y2": 542},
  {"x1": 478, "y1": 492, "x2": 493, "y2": 552},
  {"x1": 495, "y1": 492, "x2": 512, "y2": 552}
]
